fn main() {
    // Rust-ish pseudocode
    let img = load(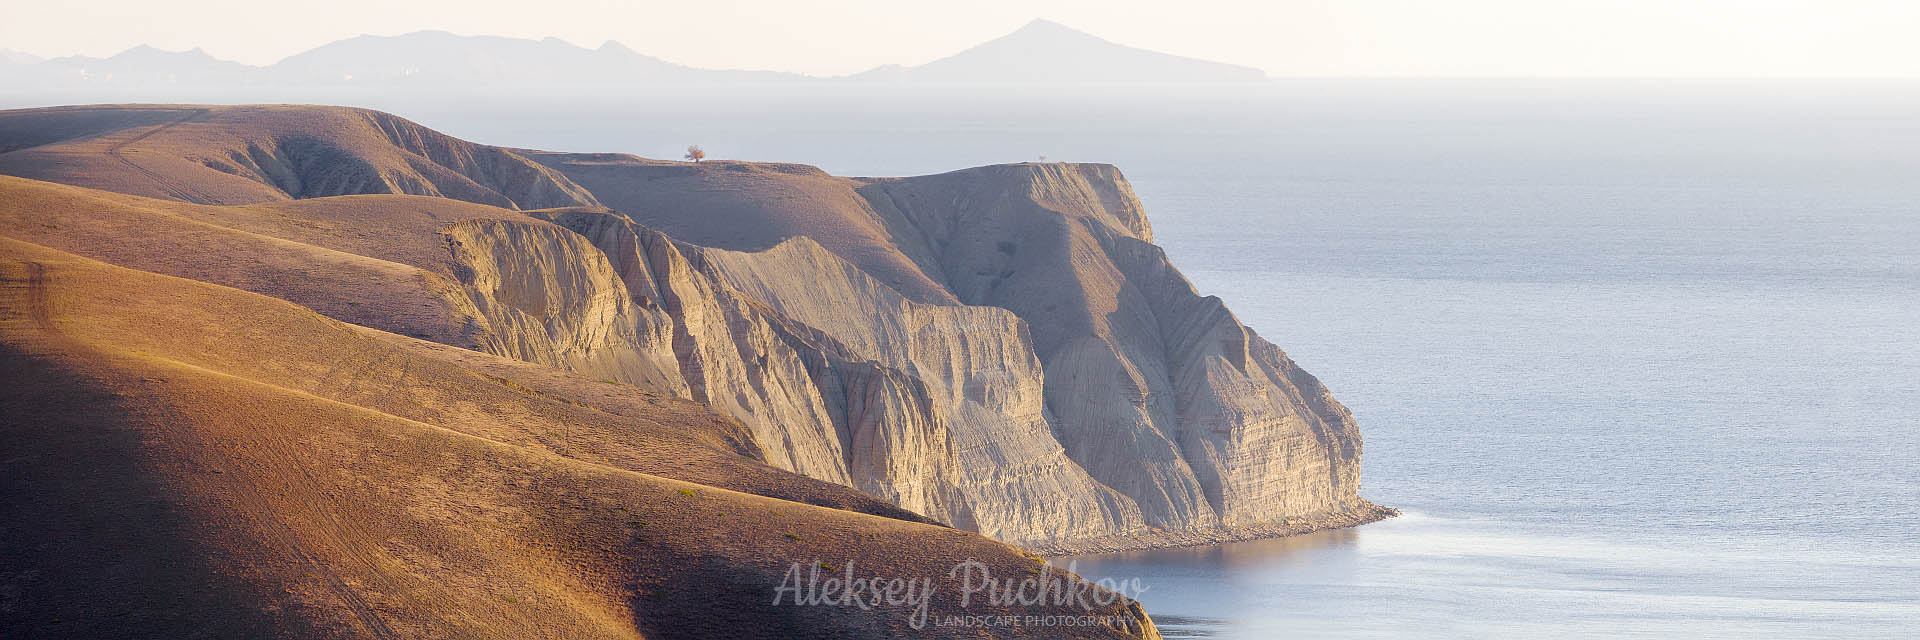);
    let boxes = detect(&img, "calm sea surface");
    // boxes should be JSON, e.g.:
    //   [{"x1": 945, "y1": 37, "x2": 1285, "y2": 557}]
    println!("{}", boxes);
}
[{"x1": 9, "y1": 81, "x2": 1918, "y2": 637}]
